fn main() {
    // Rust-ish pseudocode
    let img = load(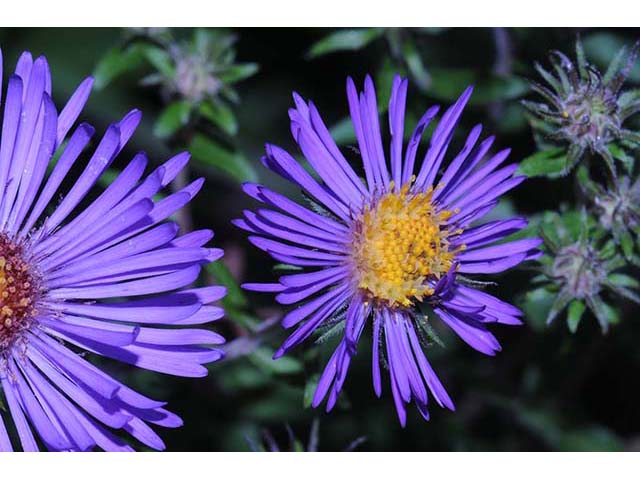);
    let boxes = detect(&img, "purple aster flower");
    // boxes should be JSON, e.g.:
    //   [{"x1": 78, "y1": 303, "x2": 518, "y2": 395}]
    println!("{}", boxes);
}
[
  {"x1": 0, "y1": 50, "x2": 225, "y2": 451},
  {"x1": 237, "y1": 75, "x2": 542, "y2": 425}
]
